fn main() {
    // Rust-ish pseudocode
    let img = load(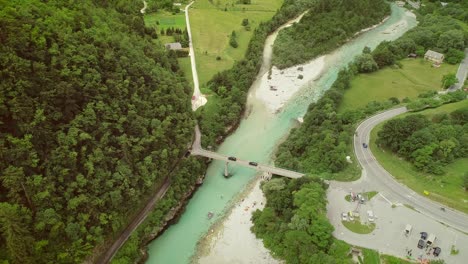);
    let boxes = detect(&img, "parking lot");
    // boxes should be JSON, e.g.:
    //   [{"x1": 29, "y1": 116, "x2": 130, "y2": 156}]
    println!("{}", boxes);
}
[{"x1": 327, "y1": 184, "x2": 468, "y2": 263}]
